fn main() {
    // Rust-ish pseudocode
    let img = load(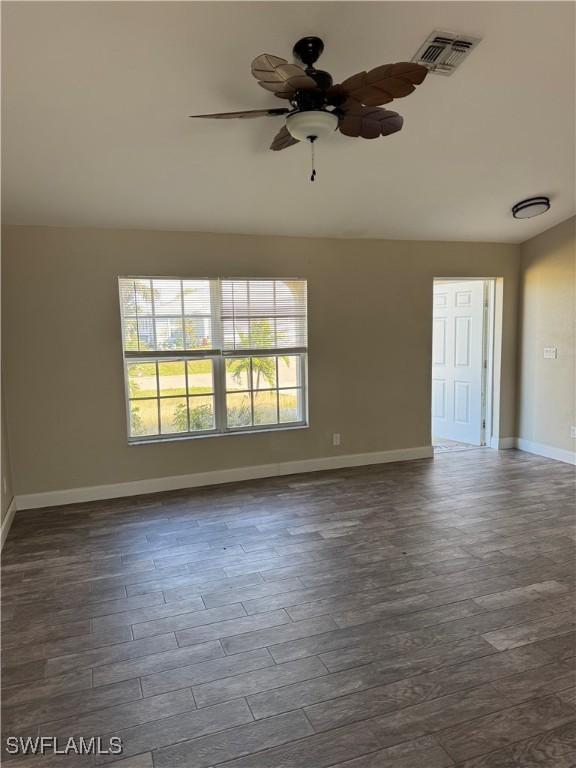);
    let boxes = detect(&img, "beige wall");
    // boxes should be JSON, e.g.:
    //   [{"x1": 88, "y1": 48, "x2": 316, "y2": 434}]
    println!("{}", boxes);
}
[
  {"x1": 2, "y1": 226, "x2": 520, "y2": 498},
  {"x1": 517, "y1": 217, "x2": 576, "y2": 453},
  {"x1": 1, "y1": 381, "x2": 14, "y2": 521}
]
